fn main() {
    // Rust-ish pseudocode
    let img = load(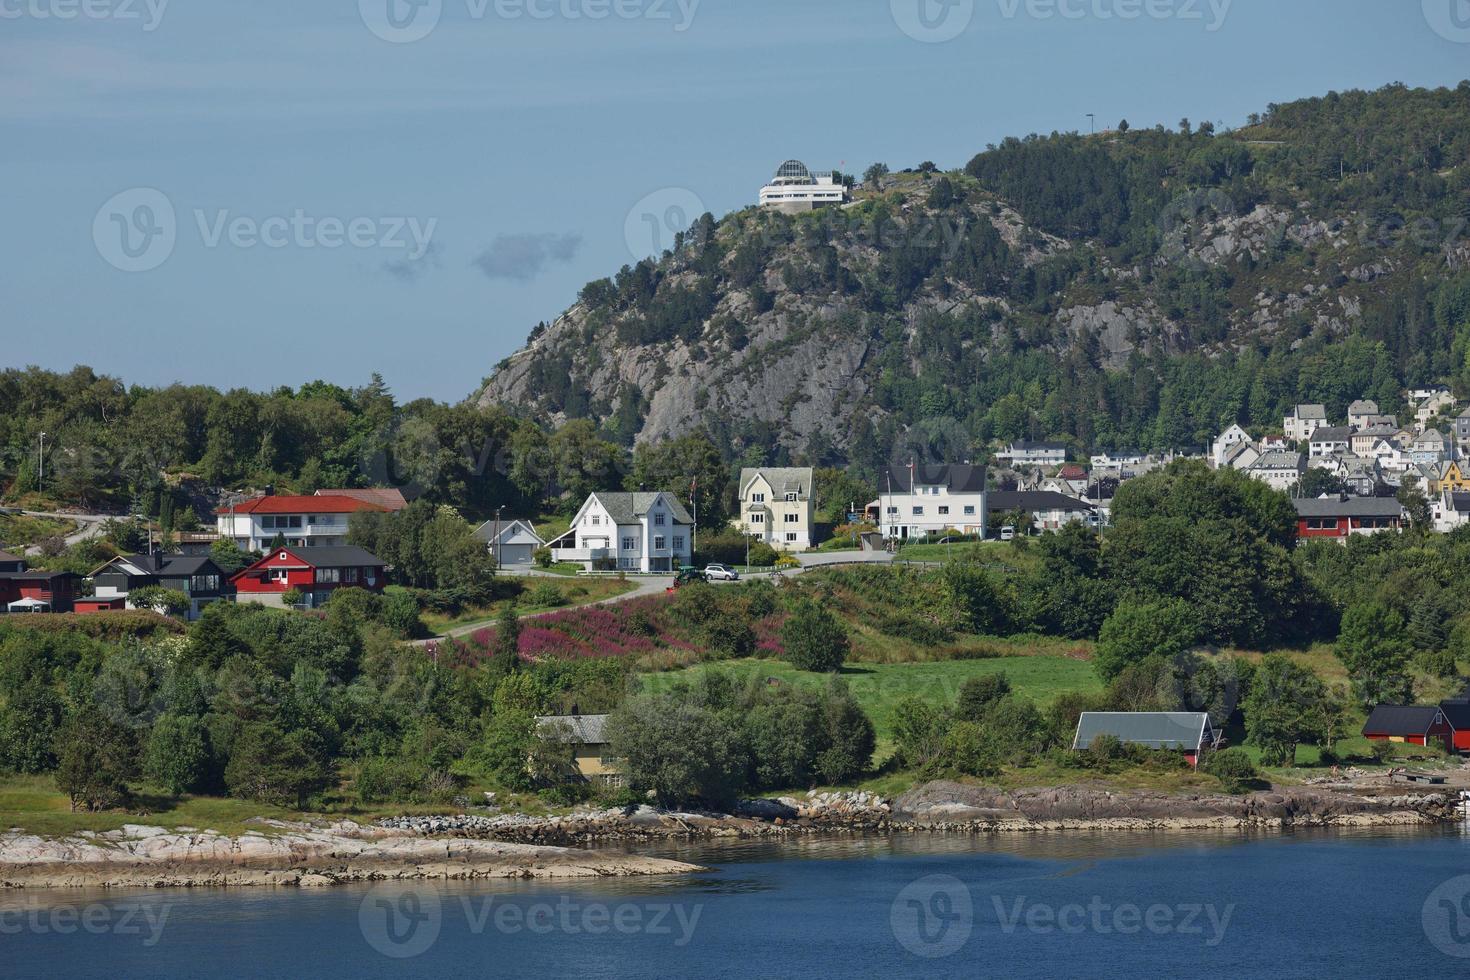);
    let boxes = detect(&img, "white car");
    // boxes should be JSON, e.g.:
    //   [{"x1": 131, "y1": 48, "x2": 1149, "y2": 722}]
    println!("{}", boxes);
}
[
  {"x1": 705, "y1": 564, "x2": 740, "y2": 581},
  {"x1": 999, "y1": 526, "x2": 1016, "y2": 542}
]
